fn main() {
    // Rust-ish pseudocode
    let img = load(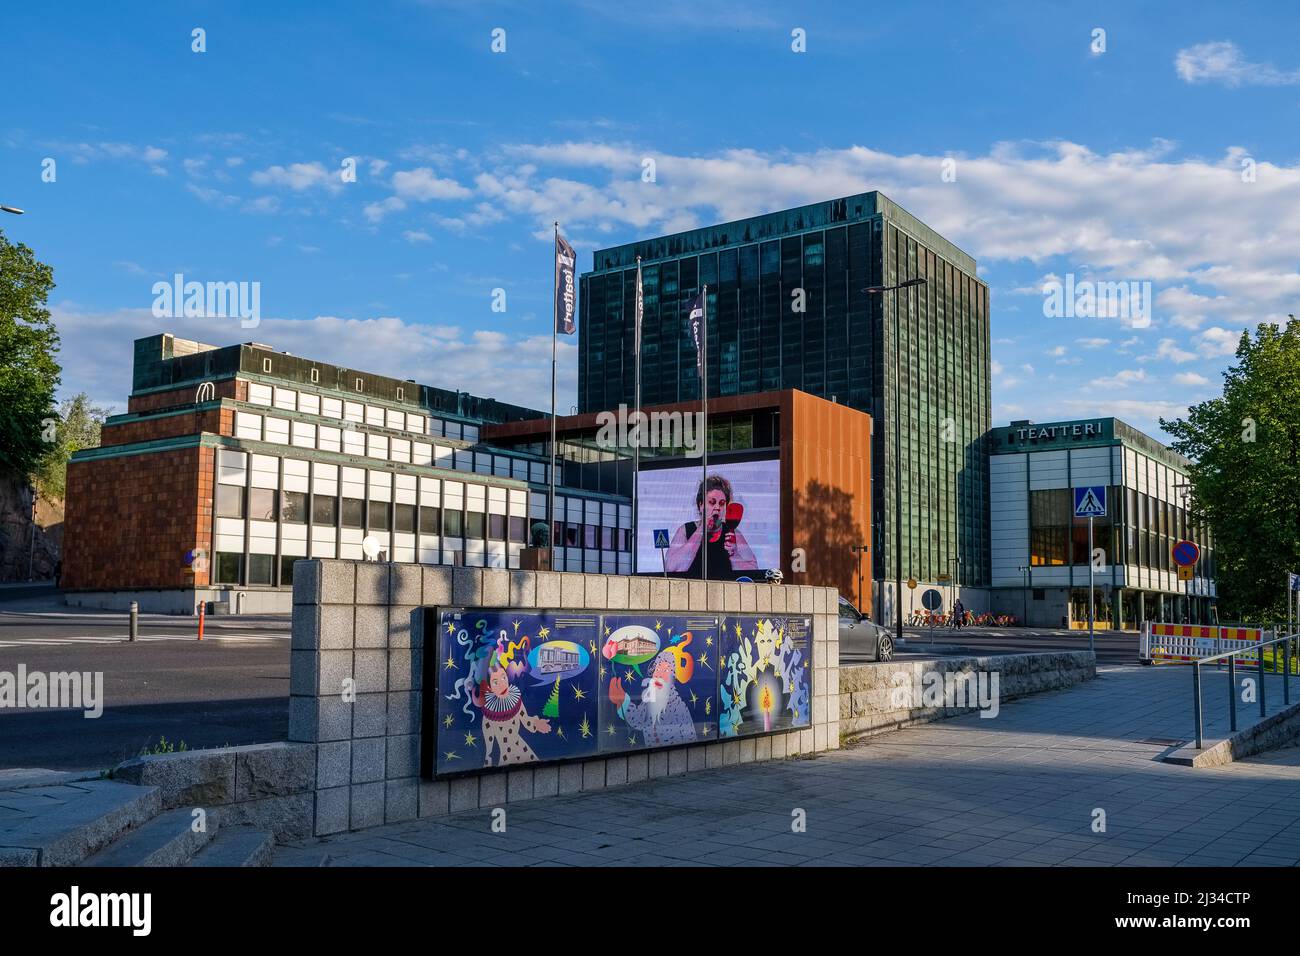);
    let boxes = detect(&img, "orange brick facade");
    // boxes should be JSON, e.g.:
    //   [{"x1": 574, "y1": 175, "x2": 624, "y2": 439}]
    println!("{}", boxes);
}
[
  {"x1": 63, "y1": 445, "x2": 214, "y2": 591},
  {"x1": 127, "y1": 378, "x2": 244, "y2": 414},
  {"x1": 100, "y1": 408, "x2": 230, "y2": 448}
]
